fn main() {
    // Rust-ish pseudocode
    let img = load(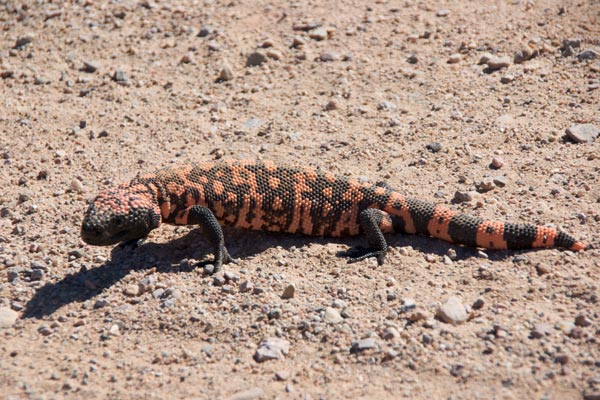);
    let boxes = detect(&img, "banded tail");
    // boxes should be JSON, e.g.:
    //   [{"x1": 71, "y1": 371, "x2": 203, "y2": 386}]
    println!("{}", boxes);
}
[{"x1": 380, "y1": 193, "x2": 584, "y2": 251}]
